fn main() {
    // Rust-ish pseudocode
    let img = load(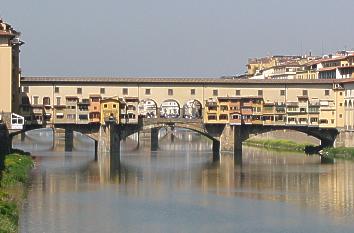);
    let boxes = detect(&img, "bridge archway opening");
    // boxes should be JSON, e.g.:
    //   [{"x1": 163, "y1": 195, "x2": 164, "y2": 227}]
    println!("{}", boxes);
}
[
  {"x1": 245, "y1": 129, "x2": 321, "y2": 146},
  {"x1": 183, "y1": 99, "x2": 202, "y2": 119},
  {"x1": 160, "y1": 99, "x2": 180, "y2": 118},
  {"x1": 138, "y1": 99, "x2": 158, "y2": 118},
  {"x1": 11, "y1": 127, "x2": 97, "y2": 152}
]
